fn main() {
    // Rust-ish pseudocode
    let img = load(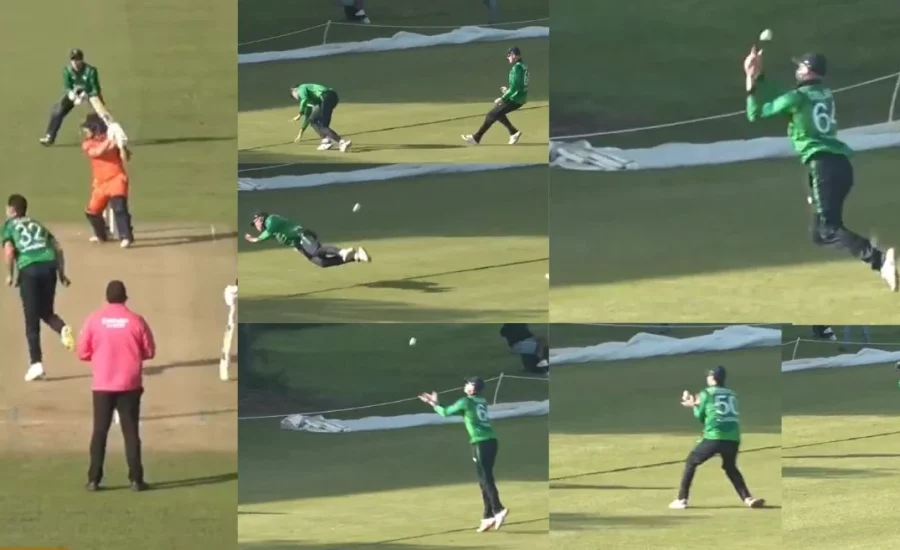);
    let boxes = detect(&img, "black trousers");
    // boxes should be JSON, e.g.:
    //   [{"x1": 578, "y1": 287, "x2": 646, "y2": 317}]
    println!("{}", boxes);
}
[
  {"x1": 473, "y1": 438, "x2": 504, "y2": 518},
  {"x1": 88, "y1": 388, "x2": 145, "y2": 484},
  {"x1": 308, "y1": 91, "x2": 341, "y2": 141},
  {"x1": 295, "y1": 230, "x2": 349, "y2": 268},
  {"x1": 18, "y1": 262, "x2": 66, "y2": 364},
  {"x1": 45, "y1": 95, "x2": 76, "y2": 141},
  {"x1": 807, "y1": 153, "x2": 882, "y2": 270},
  {"x1": 473, "y1": 101, "x2": 522, "y2": 142},
  {"x1": 677, "y1": 439, "x2": 751, "y2": 501}
]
